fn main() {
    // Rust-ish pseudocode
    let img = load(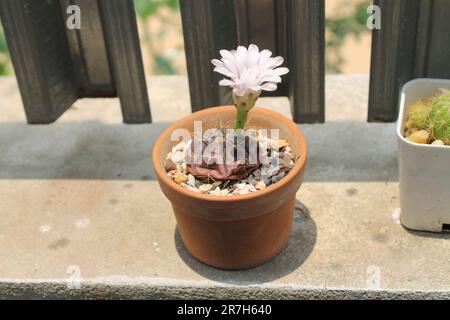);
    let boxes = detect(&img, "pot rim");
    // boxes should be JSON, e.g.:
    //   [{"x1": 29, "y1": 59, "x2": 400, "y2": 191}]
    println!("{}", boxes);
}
[
  {"x1": 397, "y1": 78, "x2": 450, "y2": 150},
  {"x1": 152, "y1": 106, "x2": 308, "y2": 203}
]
